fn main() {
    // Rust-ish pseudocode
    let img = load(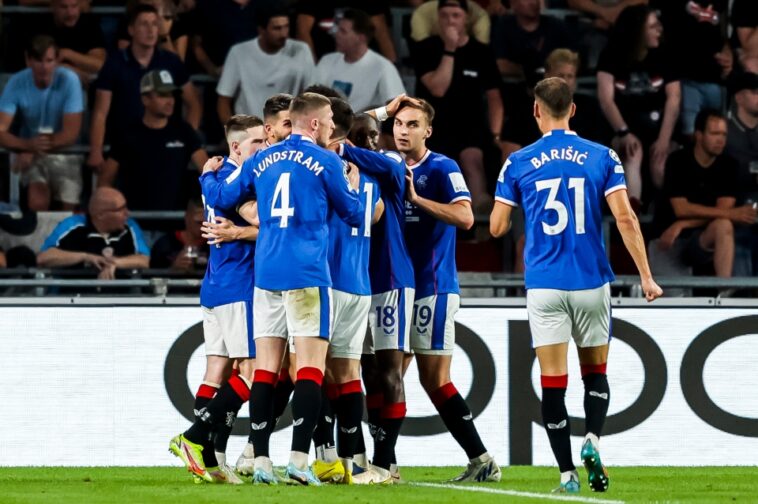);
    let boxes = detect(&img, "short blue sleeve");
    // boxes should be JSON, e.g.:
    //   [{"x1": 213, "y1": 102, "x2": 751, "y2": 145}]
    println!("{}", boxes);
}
[
  {"x1": 60, "y1": 69, "x2": 84, "y2": 114},
  {"x1": 439, "y1": 158, "x2": 471, "y2": 204},
  {"x1": 603, "y1": 148, "x2": 627, "y2": 196},
  {"x1": 0, "y1": 74, "x2": 22, "y2": 115},
  {"x1": 127, "y1": 218, "x2": 151, "y2": 256},
  {"x1": 494, "y1": 155, "x2": 521, "y2": 207},
  {"x1": 40, "y1": 214, "x2": 86, "y2": 252}
]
